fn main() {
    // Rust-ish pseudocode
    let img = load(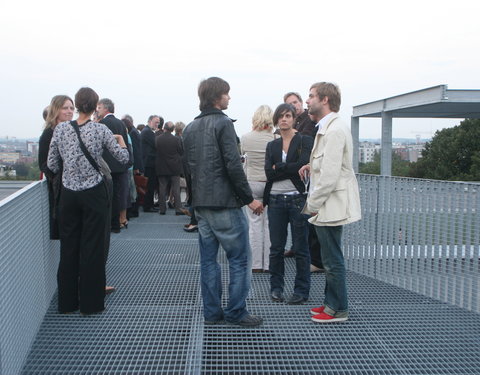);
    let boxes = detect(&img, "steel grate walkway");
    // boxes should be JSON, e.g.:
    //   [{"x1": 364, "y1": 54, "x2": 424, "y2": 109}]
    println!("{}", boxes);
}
[{"x1": 21, "y1": 212, "x2": 480, "y2": 374}]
